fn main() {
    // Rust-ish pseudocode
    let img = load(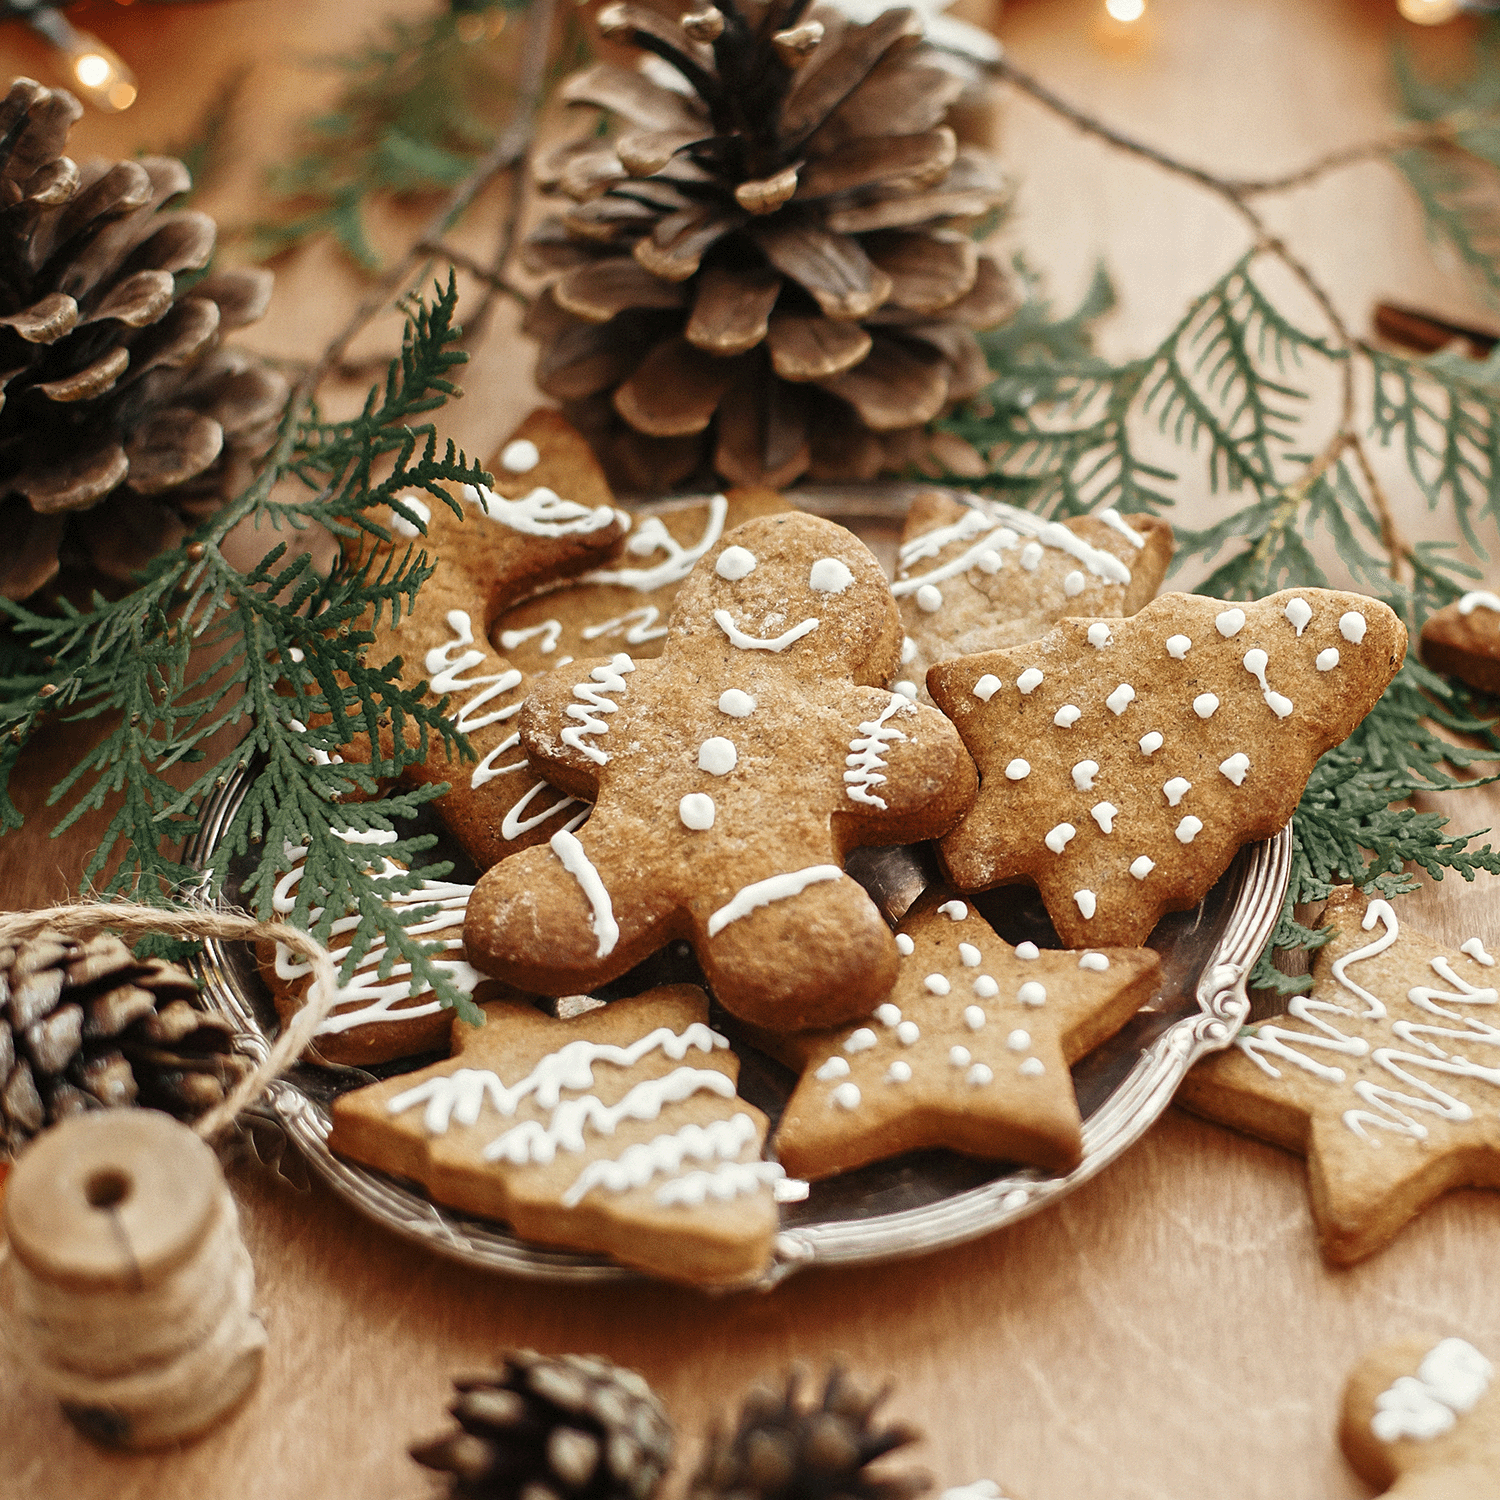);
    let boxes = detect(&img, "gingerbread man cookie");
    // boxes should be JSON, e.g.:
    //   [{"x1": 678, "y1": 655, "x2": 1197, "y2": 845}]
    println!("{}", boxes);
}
[
  {"x1": 928, "y1": 589, "x2": 1405, "y2": 948},
  {"x1": 770, "y1": 889, "x2": 1160, "y2": 1178},
  {"x1": 464, "y1": 512, "x2": 978, "y2": 1032},
  {"x1": 1179, "y1": 887, "x2": 1500, "y2": 1263},
  {"x1": 1341, "y1": 1335, "x2": 1500, "y2": 1498},
  {"x1": 892, "y1": 491, "x2": 1174, "y2": 705},
  {"x1": 329, "y1": 988, "x2": 790, "y2": 1286},
  {"x1": 358, "y1": 409, "x2": 627, "y2": 868},
  {"x1": 1421, "y1": 589, "x2": 1500, "y2": 696}
]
